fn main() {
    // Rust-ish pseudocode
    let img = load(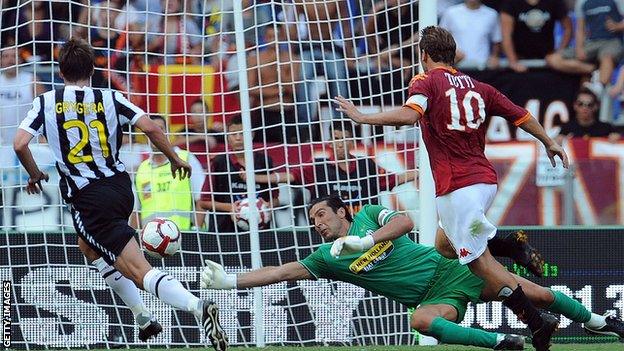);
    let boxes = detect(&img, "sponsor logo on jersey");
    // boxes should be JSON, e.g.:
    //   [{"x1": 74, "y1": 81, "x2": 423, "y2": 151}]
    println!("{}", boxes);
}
[{"x1": 349, "y1": 240, "x2": 394, "y2": 274}]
